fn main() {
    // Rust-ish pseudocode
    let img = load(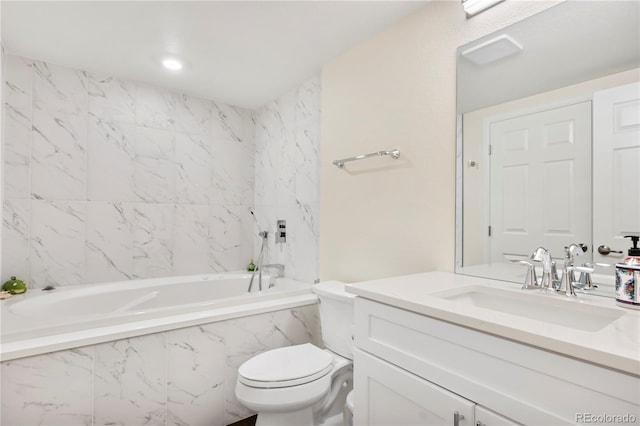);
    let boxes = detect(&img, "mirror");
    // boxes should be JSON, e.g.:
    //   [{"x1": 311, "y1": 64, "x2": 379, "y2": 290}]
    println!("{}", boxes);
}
[{"x1": 456, "y1": 1, "x2": 640, "y2": 297}]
